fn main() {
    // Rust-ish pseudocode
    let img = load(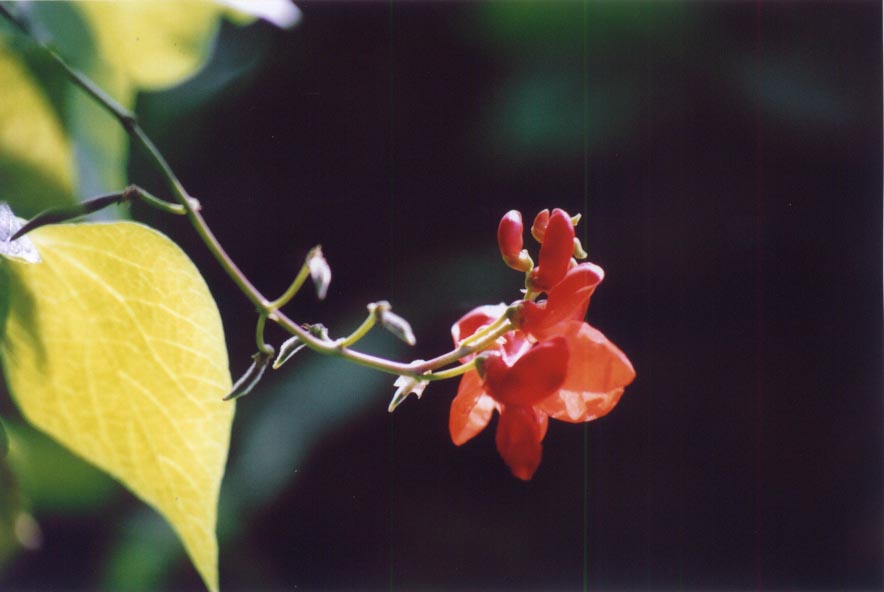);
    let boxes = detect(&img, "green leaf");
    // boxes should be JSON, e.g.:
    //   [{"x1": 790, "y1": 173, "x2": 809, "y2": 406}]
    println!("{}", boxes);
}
[
  {"x1": 0, "y1": 37, "x2": 75, "y2": 216},
  {"x1": 0, "y1": 221, "x2": 234, "y2": 592}
]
